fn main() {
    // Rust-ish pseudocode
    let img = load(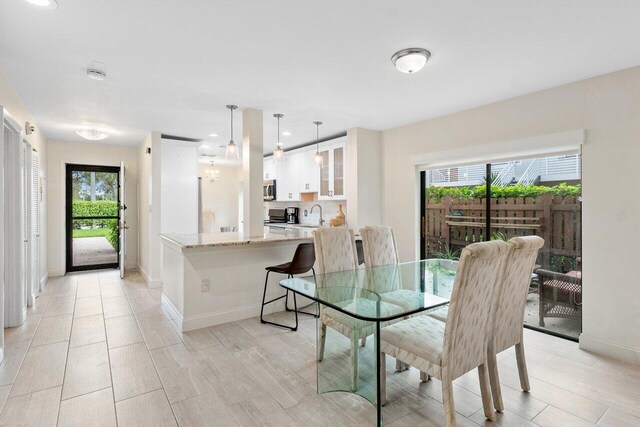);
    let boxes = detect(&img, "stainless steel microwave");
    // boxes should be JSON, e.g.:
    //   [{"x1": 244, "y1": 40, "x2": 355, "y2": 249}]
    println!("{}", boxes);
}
[{"x1": 263, "y1": 180, "x2": 276, "y2": 201}]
